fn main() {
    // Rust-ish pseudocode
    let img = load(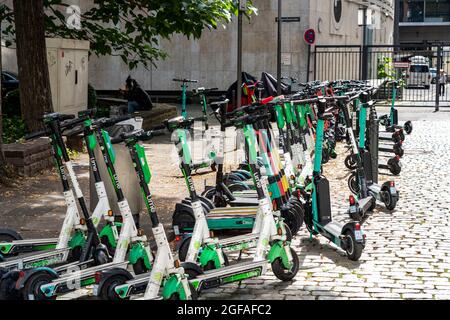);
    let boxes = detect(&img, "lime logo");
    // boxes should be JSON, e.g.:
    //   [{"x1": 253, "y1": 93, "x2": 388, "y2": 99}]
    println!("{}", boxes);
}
[
  {"x1": 263, "y1": 238, "x2": 269, "y2": 246},
  {"x1": 92, "y1": 217, "x2": 99, "y2": 225},
  {"x1": 0, "y1": 244, "x2": 13, "y2": 254},
  {"x1": 153, "y1": 272, "x2": 163, "y2": 282},
  {"x1": 194, "y1": 241, "x2": 201, "y2": 250}
]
